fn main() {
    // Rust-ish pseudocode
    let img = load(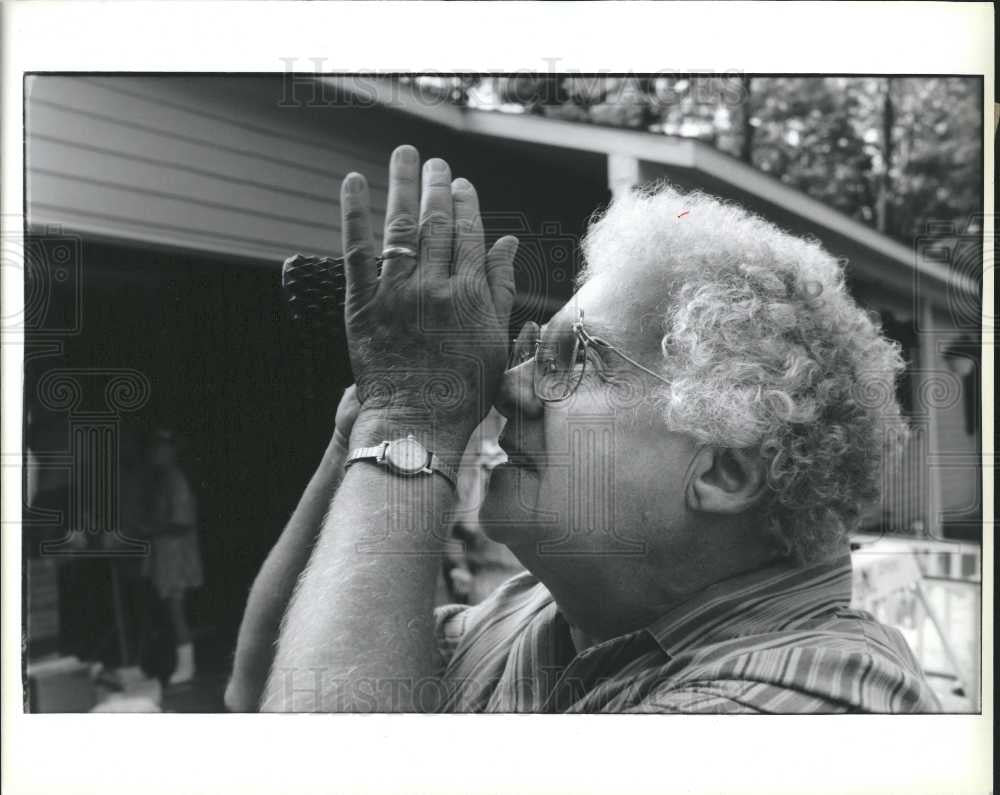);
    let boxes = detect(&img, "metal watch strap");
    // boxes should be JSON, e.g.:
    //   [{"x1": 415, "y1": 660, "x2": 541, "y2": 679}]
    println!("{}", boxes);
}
[
  {"x1": 346, "y1": 443, "x2": 388, "y2": 464},
  {"x1": 345, "y1": 441, "x2": 457, "y2": 489},
  {"x1": 426, "y1": 453, "x2": 458, "y2": 489}
]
